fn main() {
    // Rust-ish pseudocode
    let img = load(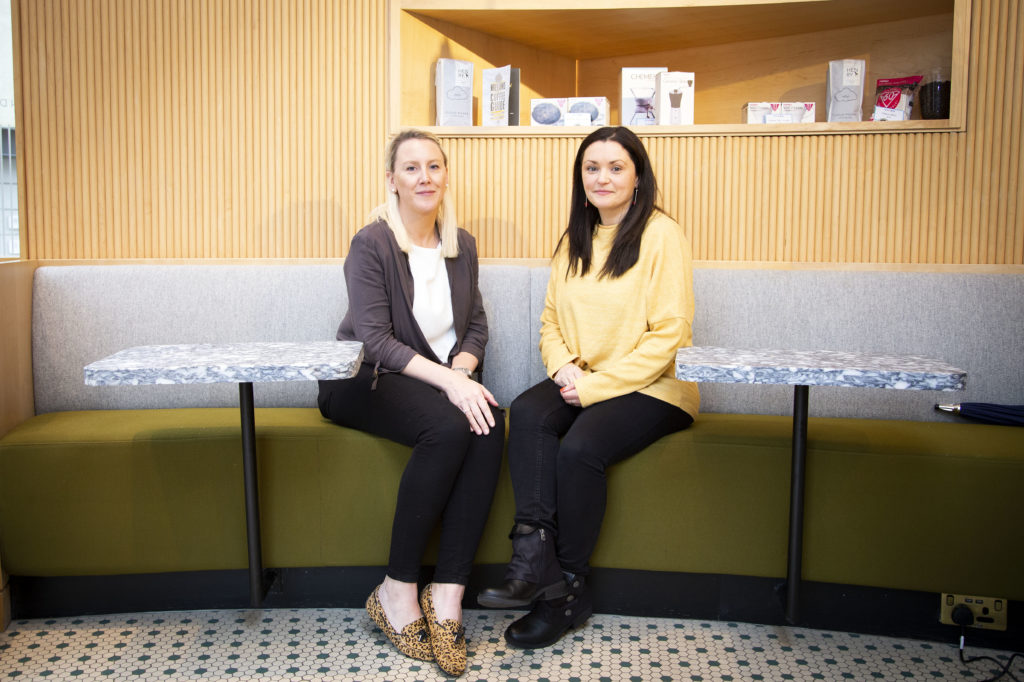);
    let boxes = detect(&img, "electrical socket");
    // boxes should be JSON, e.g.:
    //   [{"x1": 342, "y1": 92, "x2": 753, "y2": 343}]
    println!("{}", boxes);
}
[{"x1": 940, "y1": 593, "x2": 1007, "y2": 630}]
